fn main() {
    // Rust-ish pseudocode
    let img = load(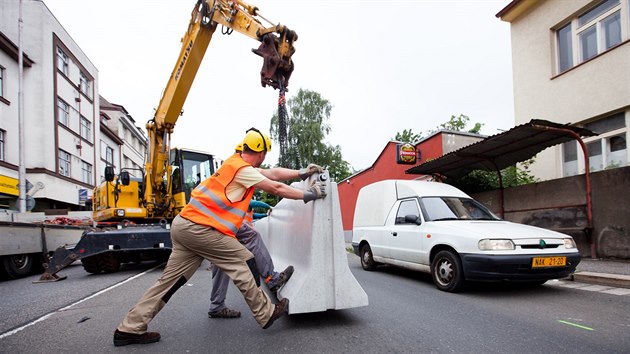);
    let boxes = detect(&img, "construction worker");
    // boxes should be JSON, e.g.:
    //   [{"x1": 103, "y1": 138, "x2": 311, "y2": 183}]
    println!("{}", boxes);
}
[{"x1": 113, "y1": 128, "x2": 327, "y2": 346}]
